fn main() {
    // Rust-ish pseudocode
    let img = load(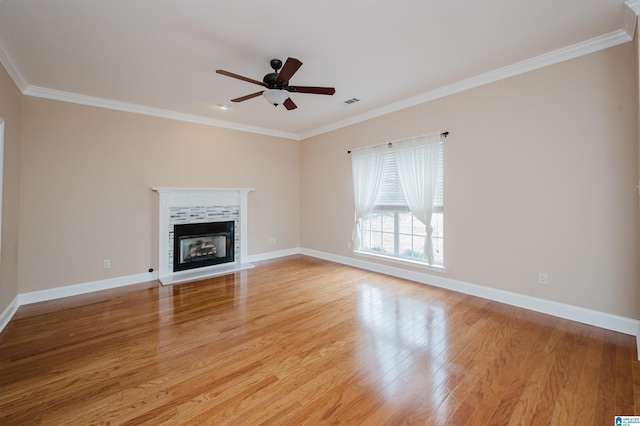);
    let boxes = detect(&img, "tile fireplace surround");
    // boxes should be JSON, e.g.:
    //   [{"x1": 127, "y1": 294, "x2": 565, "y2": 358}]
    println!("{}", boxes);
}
[{"x1": 152, "y1": 187, "x2": 255, "y2": 285}]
